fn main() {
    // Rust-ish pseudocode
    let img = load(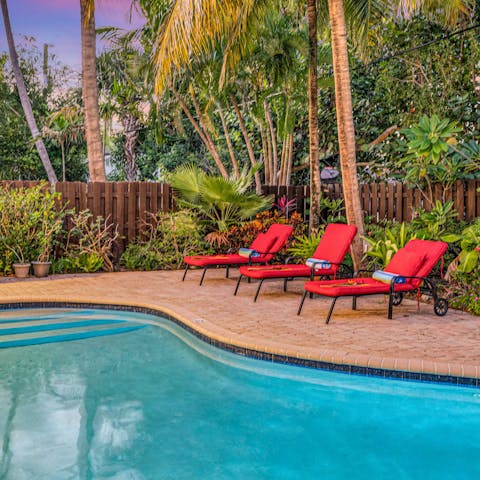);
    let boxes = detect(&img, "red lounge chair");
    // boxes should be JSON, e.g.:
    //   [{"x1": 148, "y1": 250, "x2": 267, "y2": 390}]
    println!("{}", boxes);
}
[
  {"x1": 297, "y1": 239, "x2": 449, "y2": 323},
  {"x1": 234, "y1": 223, "x2": 357, "y2": 301},
  {"x1": 182, "y1": 223, "x2": 294, "y2": 285}
]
